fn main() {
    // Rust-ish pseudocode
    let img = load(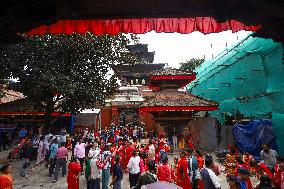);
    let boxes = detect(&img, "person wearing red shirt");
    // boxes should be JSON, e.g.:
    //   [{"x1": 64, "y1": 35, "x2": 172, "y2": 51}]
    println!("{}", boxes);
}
[
  {"x1": 157, "y1": 156, "x2": 172, "y2": 183},
  {"x1": 176, "y1": 152, "x2": 191, "y2": 189},
  {"x1": 110, "y1": 143, "x2": 117, "y2": 154},
  {"x1": 250, "y1": 160, "x2": 273, "y2": 180},
  {"x1": 195, "y1": 150, "x2": 204, "y2": 170},
  {"x1": 67, "y1": 157, "x2": 81, "y2": 189},
  {"x1": 242, "y1": 152, "x2": 254, "y2": 167},
  {"x1": 187, "y1": 134, "x2": 195, "y2": 150},
  {"x1": 125, "y1": 142, "x2": 134, "y2": 170},
  {"x1": 117, "y1": 142, "x2": 126, "y2": 171},
  {"x1": 94, "y1": 130, "x2": 99, "y2": 139},
  {"x1": 234, "y1": 156, "x2": 249, "y2": 176},
  {"x1": 274, "y1": 157, "x2": 284, "y2": 188},
  {"x1": 129, "y1": 126, "x2": 134, "y2": 138},
  {"x1": 195, "y1": 150, "x2": 204, "y2": 189},
  {"x1": 171, "y1": 157, "x2": 179, "y2": 184}
]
